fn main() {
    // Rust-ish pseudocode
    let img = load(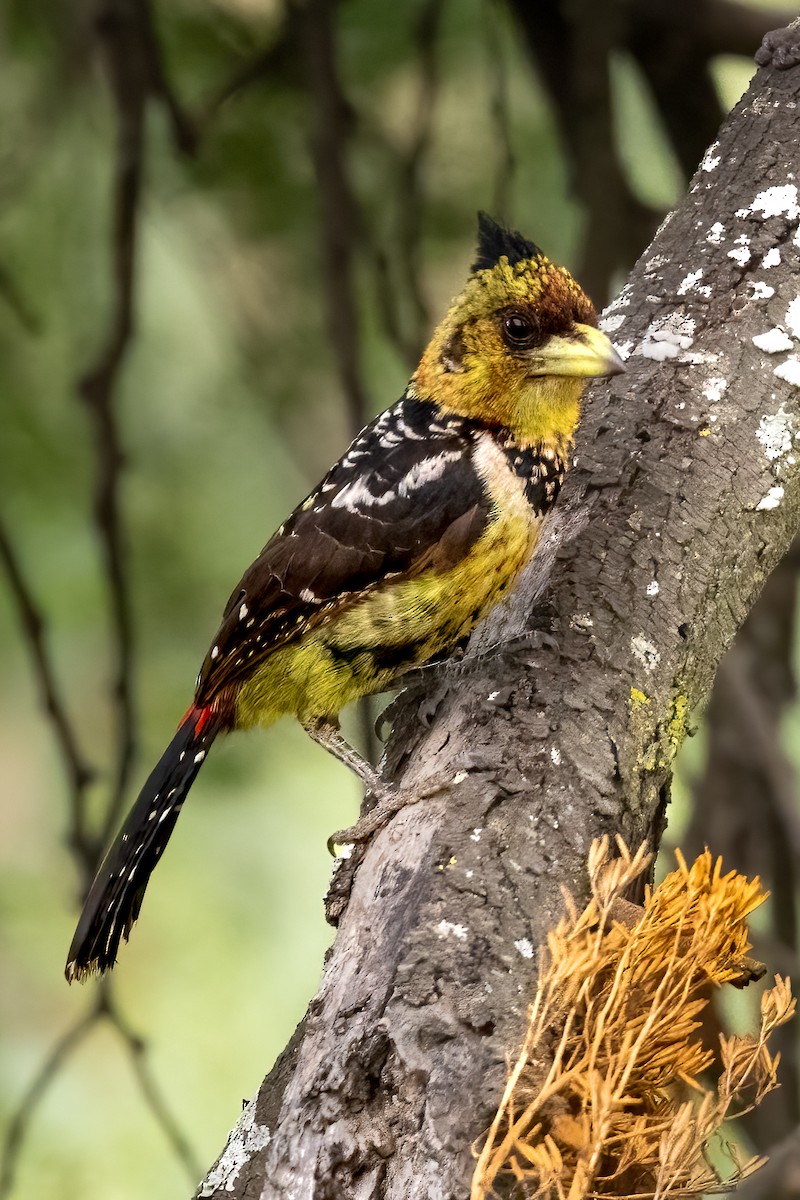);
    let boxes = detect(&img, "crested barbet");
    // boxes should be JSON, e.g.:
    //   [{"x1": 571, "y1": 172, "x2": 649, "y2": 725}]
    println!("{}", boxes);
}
[{"x1": 66, "y1": 214, "x2": 623, "y2": 981}]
